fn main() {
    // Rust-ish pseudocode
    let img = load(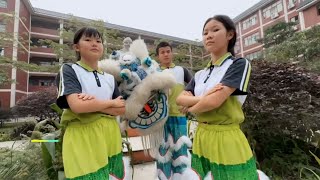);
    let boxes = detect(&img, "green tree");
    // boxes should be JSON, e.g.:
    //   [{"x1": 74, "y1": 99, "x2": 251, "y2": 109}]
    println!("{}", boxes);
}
[
  {"x1": 303, "y1": 25, "x2": 320, "y2": 61},
  {"x1": 263, "y1": 23, "x2": 320, "y2": 72},
  {"x1": 264, "y1": 31, "x2": 308, "y2": 62},
  {"x1": 175, "y1": 43, "x2": 204, "y2": 71},
  {"x1": 12, "y1": 87, "x2": 58, "y2": 122},
  {"x1": 39, "y1": 17, "x2": 123, "y2": 63},
  {"x1": 259, "y1": 21, "x2": 297, "y2": 48}
]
